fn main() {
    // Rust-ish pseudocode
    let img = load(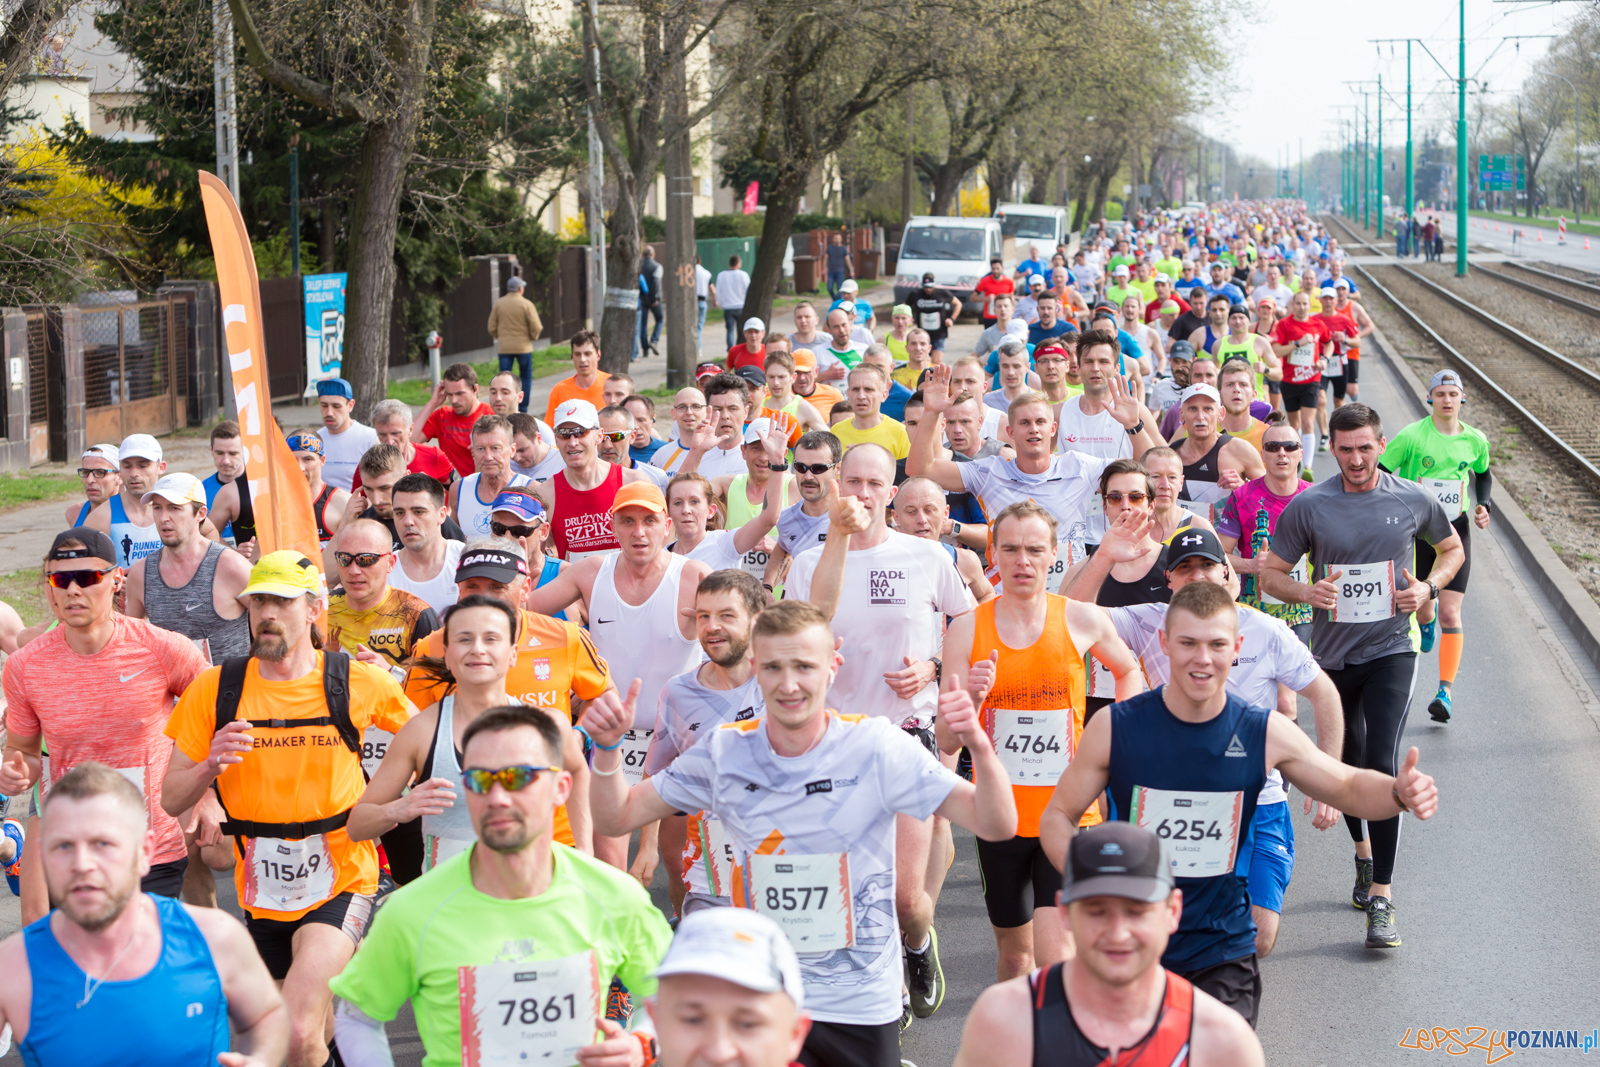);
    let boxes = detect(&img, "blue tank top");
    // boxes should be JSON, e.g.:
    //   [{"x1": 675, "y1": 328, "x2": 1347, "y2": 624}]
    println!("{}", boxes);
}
[
  {"x1": 536, "y1": 555, "x2": 568, "y2": 622},
  {"x1": 1107, "y1": 688, "x2": 1268, "y2": 972},
  {"x1": 73, "y1": 500, "x2": 91, "y2": 527},
  {"x1": 108, "y1": 496, "x2": 160, "y2": 570},
  {"x1": 20, "y1": 895, "x2": 229, "y2": 1067},
  {"x1": 202, "y1": 472, "x2": 232, "y2": 540}
]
